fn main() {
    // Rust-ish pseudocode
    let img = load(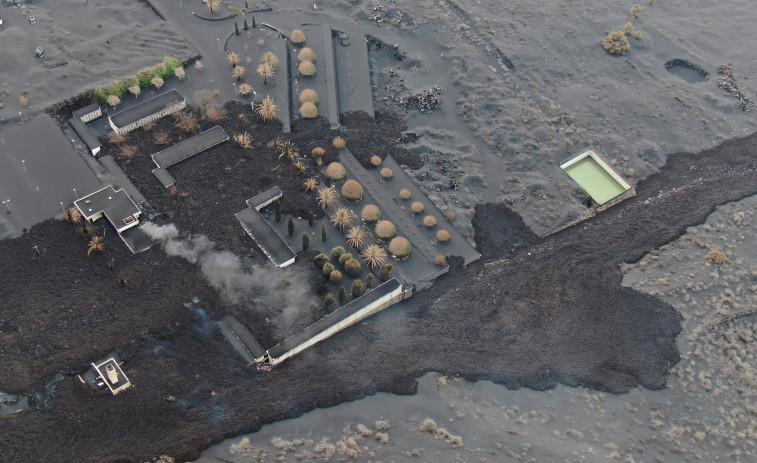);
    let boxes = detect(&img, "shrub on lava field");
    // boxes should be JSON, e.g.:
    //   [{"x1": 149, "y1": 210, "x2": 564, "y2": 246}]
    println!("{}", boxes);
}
[
  {"x1": 326, "y1": 162, "x2": 346, "y2": 181},
  {"x1": 331, "y1": 246, "x2": 345, "y2": 260},
  {"x1": 311, "y1": 146, "x2": 325, "y2": 157},
  {"x1": 297, "y1": 47, "x2": 315, "y2": 62},
  {"x1": 370, "y1": 155, "x2": 382, "y2": 167},
  {"x1": 388, "y1": 237, "x2": 411, "y2": 258},
  {"x1": 375, "y1": 220, "x2": 396, "y2": 240},
  {"x1": 630, "y1": 3, "x2": 642, "y2": 18},
  {"x1": 436, "y1": 229, "x2": 451, "y2": 242},
  {"x1": 423, "y1": 215, "x2": 437, "y2": 227},
  {"x1": 380, "y1": 167, "x2": 393, "y2": 179},
  {"x1": 298, "y1": 61, "x2": 316, "y2": 76},
  {"x1": 338, "y1": 252, "x2": 353, "y2": 266},
  {"x1": 705, "y1": 249, "x2": 727, "y2": 265},
  {"x1": 344, "y1": 258, "x2": 362, "y2": 277},
  {"x1": 290, "y1": 29, "x2": 306, "y2": 44},
  {"x1": 329, "y1": 270, "x2": 342, "y2": 283},
  {"x1": 411, "y1": 201, "x2": 425, "y2": 214},
  {"x1": 399, "y1": 189, "x2": 411, "y2": 200},
  {"x1": 299, "y1": 89, "x2": 318, "y2": 104},
  {"x1": 361, "y1": 204, "x2": 380, "y2": 222},
  {"x1": 341, "y1": 179, "x2": 363, "y2": 201},
  {"x1": 434, "y1": 255, "x2": 447, "y2": 266},
  {"x1": 322, "y1": 262, "x2": 335, "y2": 276},
  {"x1": 299, "y1": 102, "x2": 318, "y2": 118},
  {"x1": 332, "y1": 137, "x2": 346, "y2": 149},
  {"x1": 602, "y1": 31, "x2": 630, "y2": 55},
  {"x1": 623, "y1": 21, "x2": 634, "y2": 36}
]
